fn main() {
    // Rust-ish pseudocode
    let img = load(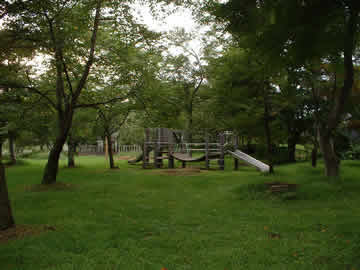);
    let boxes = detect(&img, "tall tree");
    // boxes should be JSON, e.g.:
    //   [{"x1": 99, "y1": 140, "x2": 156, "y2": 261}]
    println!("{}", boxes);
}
[
  {"x1": 66, "y1": 109, "x2": 97, "y2": 168},
  {"x1": 3, "y1": 0, "x2": 104, "y2": 184},
  {"x1": 159, "y1": 29, "x2": 206, "y2": 141},
  {"x1": 207, "y1": 47, "x2": 278, "y2": 172},
  {"x1": 0, "y1": 124, "x2": 15, "y2": 231},
  {"x1": 208, "y1": 0, "x2": 360, "y2": 177},
  {"x1": 95, "y1": 103, "x2": 130, "y2": 169}
]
